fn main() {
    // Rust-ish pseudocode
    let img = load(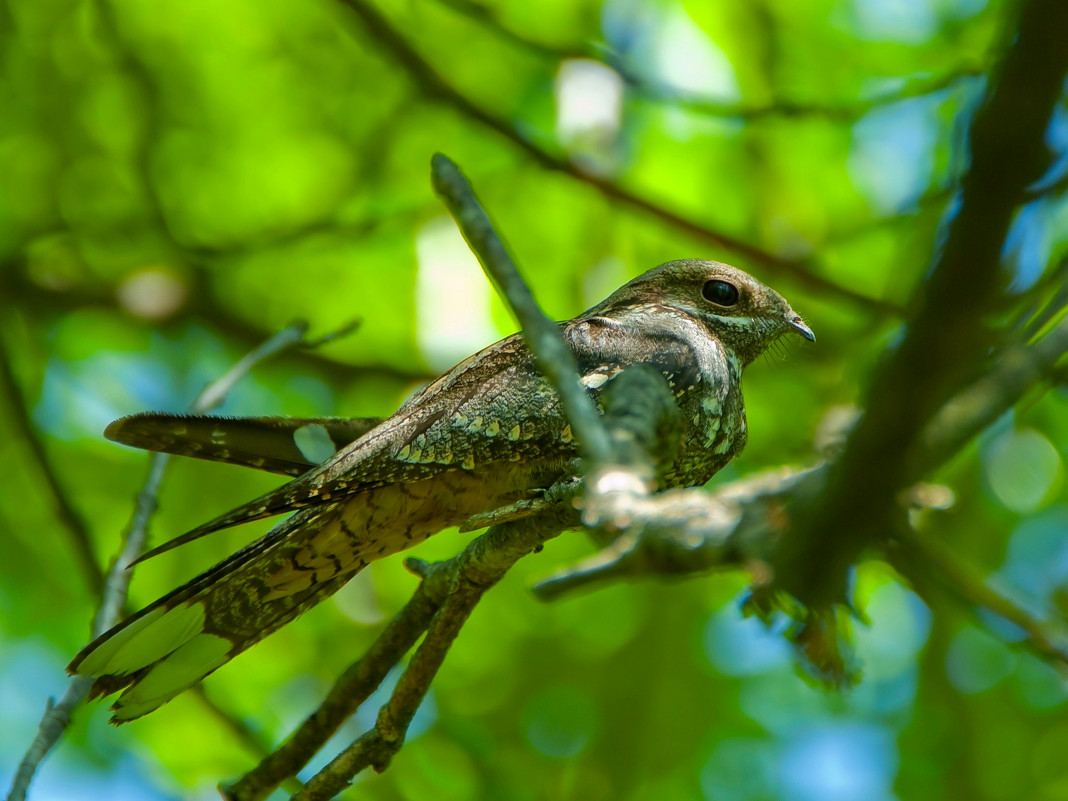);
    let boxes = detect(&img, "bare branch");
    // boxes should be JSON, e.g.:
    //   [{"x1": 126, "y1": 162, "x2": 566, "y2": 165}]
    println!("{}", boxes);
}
[
  {"x1": 6, "y1": 321, "x2": 356, "y2": 801},
  {"x1": 433, "y1": 0, "x2": 987, "y2": 122},
  {"x1": 223, "y1": 566, "x2": 451, "y2": 801},
  {"x1": 774, "y1": 0, "x2": 1068, "y2": 606},
  {"x1": 293, "y1": 511, "x2": 574, "y2": 801},
  {"x1": 890, "y1": 530, "x2": 1068, "y2": 670},
  {"x1": 534, "y1": 465, "x2": 820, "y2": 600},
  {"x1": 431, "y1": 153, "x2": 615, "y2": 466},
  {"x1": 332, "y1": 0, "x2": 902, "y2": 318}
]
